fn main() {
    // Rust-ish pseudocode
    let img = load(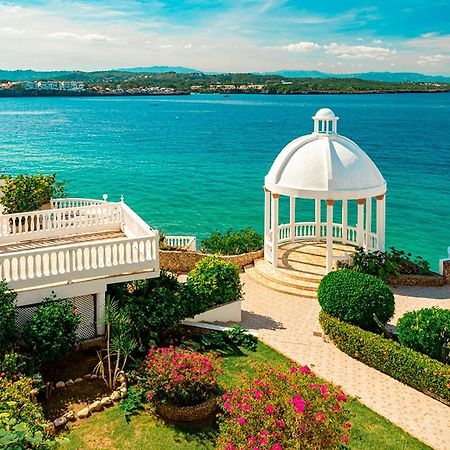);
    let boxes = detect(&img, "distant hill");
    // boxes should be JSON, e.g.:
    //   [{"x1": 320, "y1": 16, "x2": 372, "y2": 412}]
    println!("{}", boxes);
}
[
  {"x1": 0, "y1": 70, "x2": 73, "y2": 81},
  {"x1": 116, "y1": 66, "x2": 202, "y2": 74},
  {"x1": 262, "y1": 70, "x2": 450, "y2": 83}
]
